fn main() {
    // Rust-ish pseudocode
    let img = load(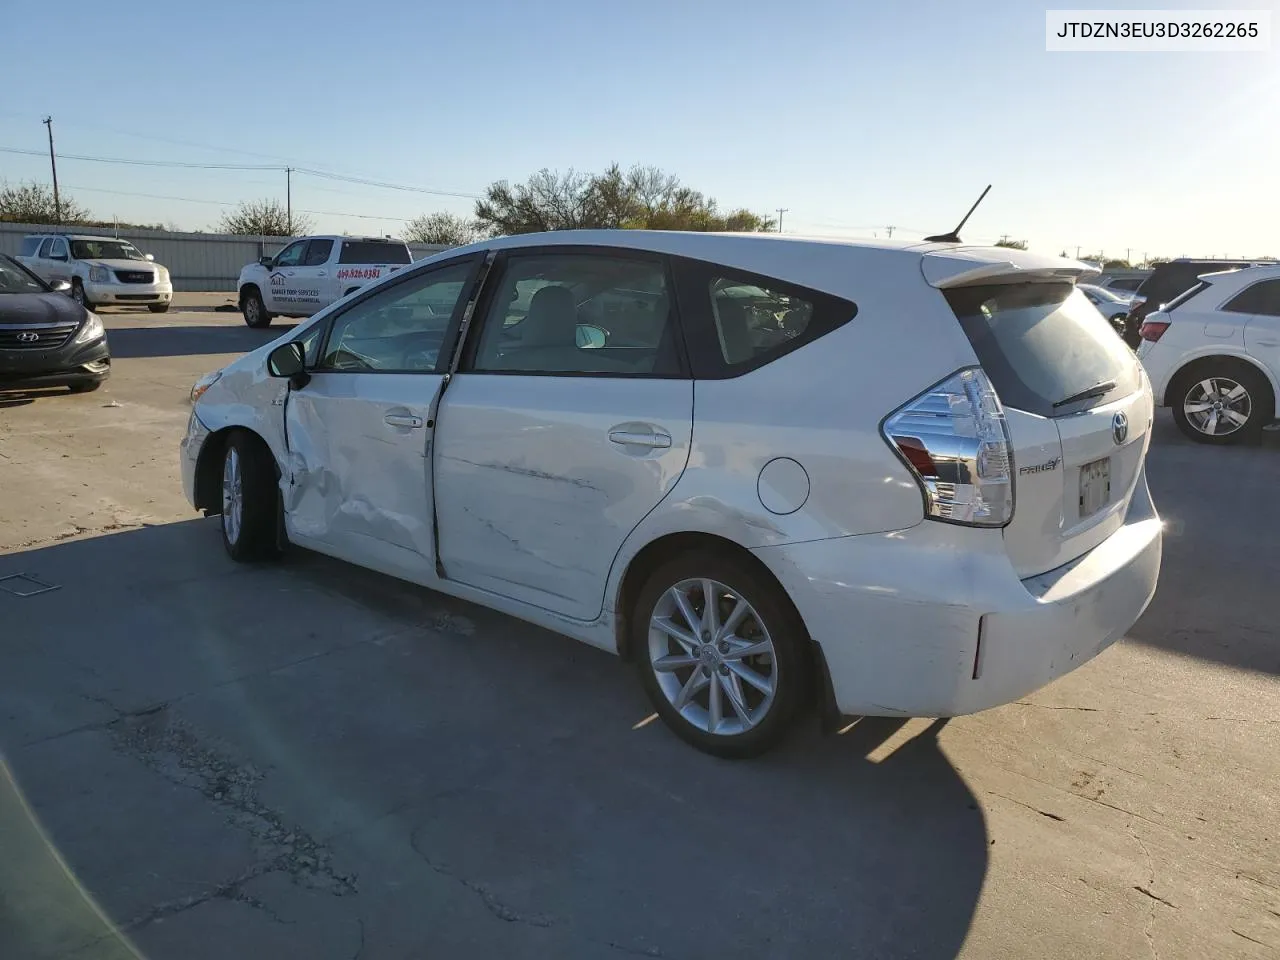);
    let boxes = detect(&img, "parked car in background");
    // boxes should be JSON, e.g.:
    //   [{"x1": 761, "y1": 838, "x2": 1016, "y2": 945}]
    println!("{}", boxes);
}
[
  {"x1": 236, "y1": 235, "x2": 413, "y2": 328},
  {"x1": 1102, "y1": 276, "x2": 1146, "y2": 295},
  {"x1": 1137, "y1": 264, "x2": 1280, "y2": 444},
  {"x1": 1079, "y1": 282, "x2": 1141, "y2": 337},
  {"x1": 1124, "y1": 258, "x2": 1276, "y2": 348},
  {"x1": 183, "y1": 232, "x2": 1161, "y2": 757},
  {"x1": 0, "y1": 254, "x2": 110, "y2": 393},
  {"x1": 17, "y1": 234, "x2": 173, "y2": 313}
]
